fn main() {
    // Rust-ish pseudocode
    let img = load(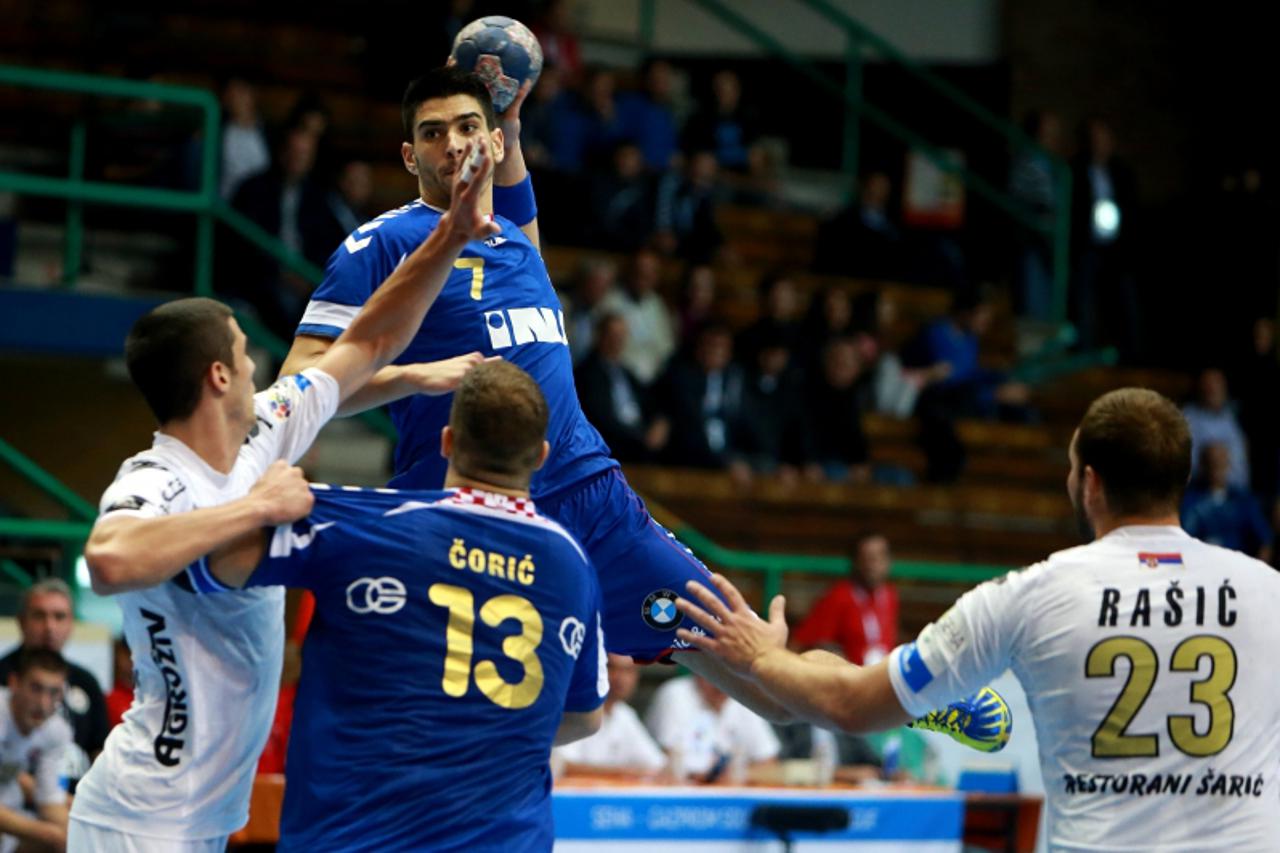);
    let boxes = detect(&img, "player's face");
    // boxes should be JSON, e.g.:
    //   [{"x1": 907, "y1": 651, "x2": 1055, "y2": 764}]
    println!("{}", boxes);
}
[
  {"x1": 9, "y1": 667, "x2": 66, "y2": 734},
  {"x1": 402, "y1": 95, "x2": 503, "y2": 208},
  {"x1": 19, "y1": 592, "x2": 73, "y2": 651}
]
